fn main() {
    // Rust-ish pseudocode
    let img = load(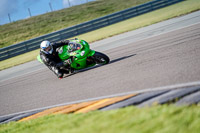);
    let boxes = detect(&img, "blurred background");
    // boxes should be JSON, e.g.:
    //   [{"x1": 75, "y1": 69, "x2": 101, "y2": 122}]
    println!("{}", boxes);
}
[{"x1": 0, "y1": 0, "x2": 95, "y2": 25}]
